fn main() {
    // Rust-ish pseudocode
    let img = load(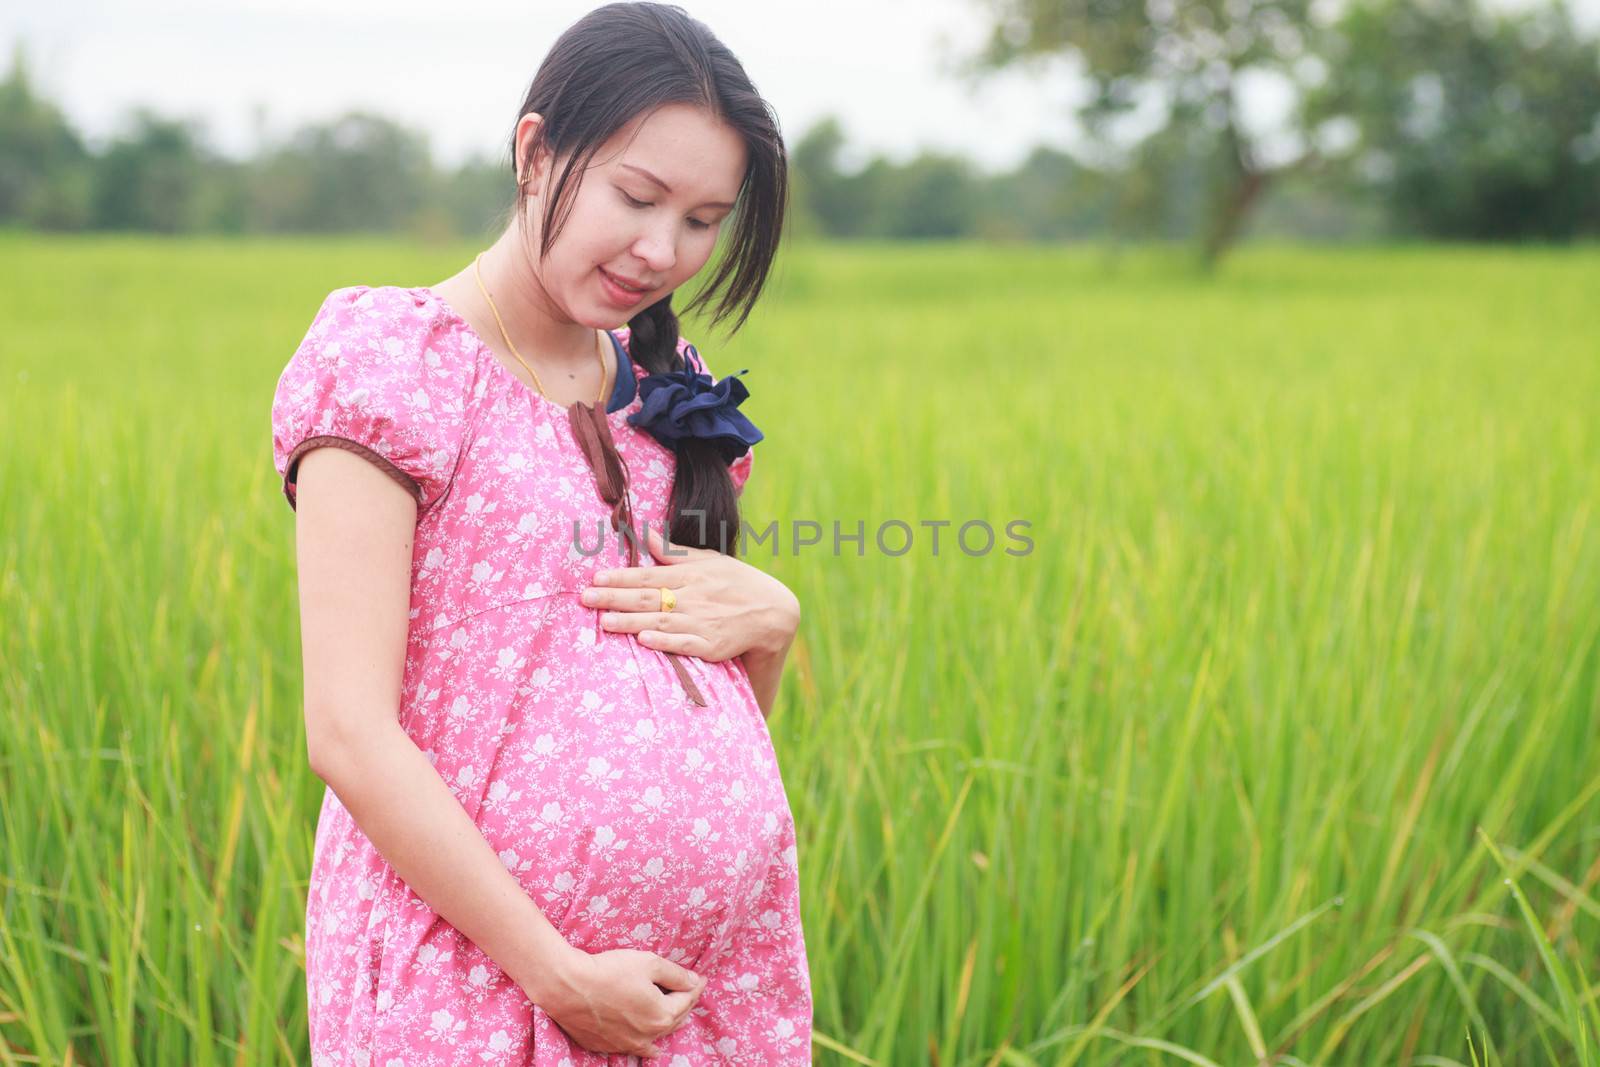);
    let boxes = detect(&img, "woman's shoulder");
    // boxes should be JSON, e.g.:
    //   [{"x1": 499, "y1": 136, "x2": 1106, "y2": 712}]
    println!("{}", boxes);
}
[
  {"x1": 294, "y1": 284, "x2": 482, "y2": 392},
  {"x1": 271, "y1": 285, "x2": 482, "y2": 513},
  {"x1": 284, "y1": 285, "x2": 479, "y2": 417},
  {"x1": 309, "y1": 284, "x2": 471, "y2": 348}
]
